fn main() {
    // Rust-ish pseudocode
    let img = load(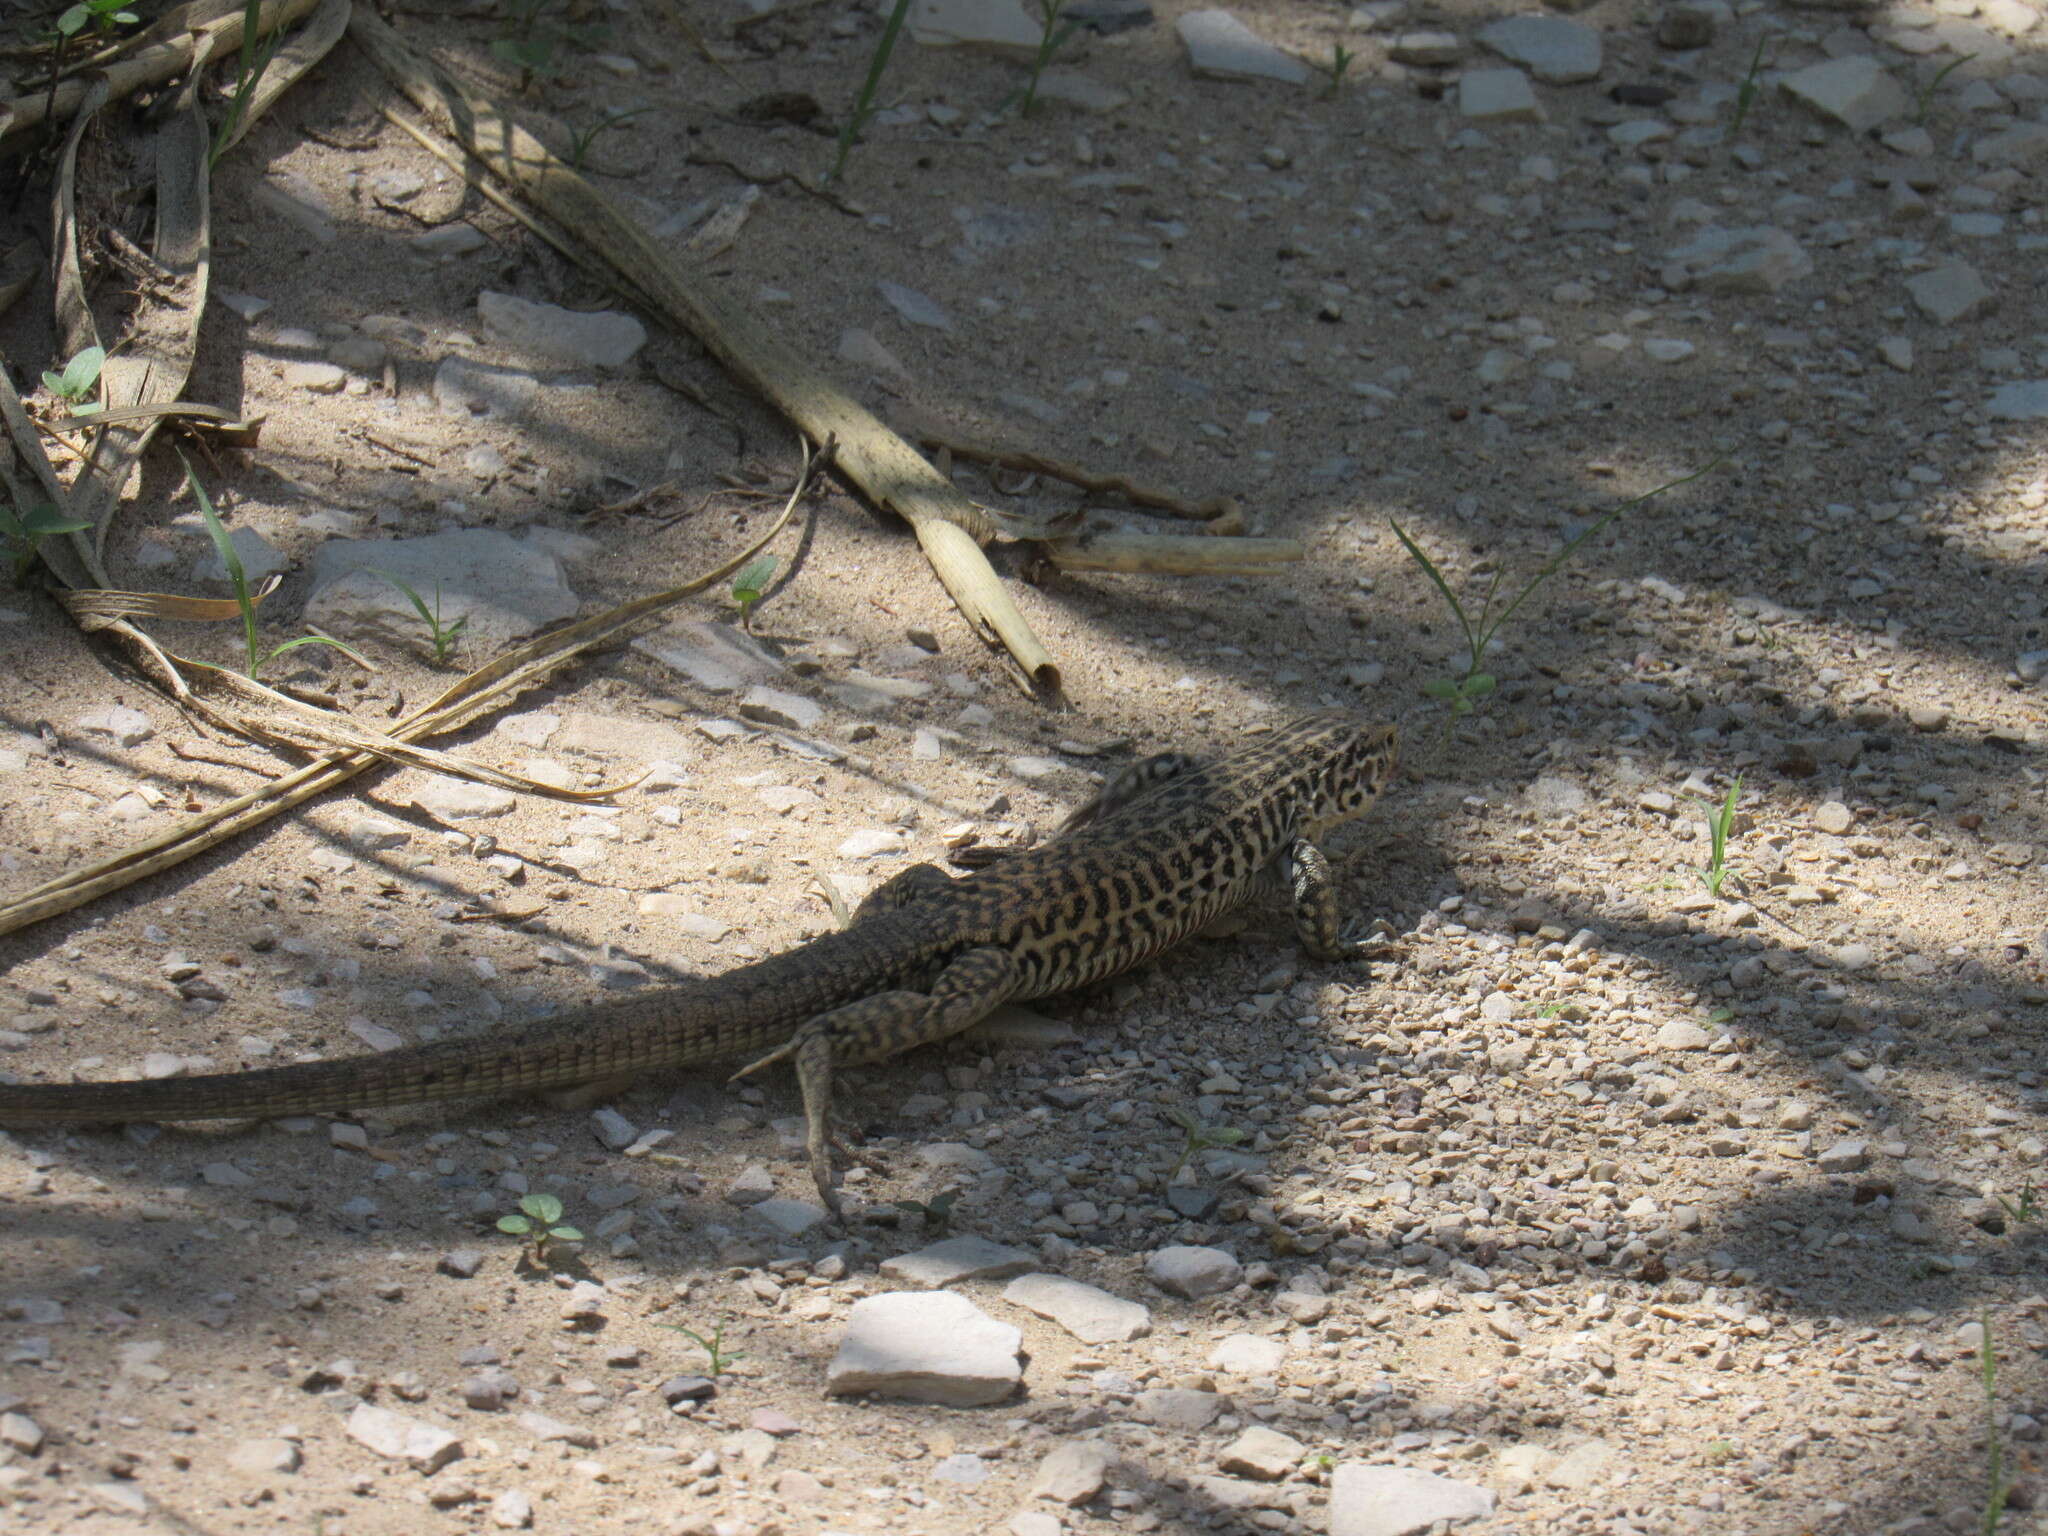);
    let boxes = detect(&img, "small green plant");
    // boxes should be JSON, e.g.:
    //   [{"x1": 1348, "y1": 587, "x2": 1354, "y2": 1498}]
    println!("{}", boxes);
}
[
  {"x1": 1163, "y1": 1104, "x2": 1247, "y2": 1180},
  {"x1": 57, "y1": 0, "x2": 138, "y2": 40},
  {"x1": 728, "y1": 553, "x2": 777, "y2": 631},
  {"x1": 374, "y1": 569, "x2": 468, "y2": 664},
  {"x1": 491, "y1": 0, "x2": 608, "y2": 92},
  {"x1": 569, "y1": 105, "x2": 653, "y2": 171},
  {"x1": 42, "y1": 344, "x2": 105, "y2": 411},
  {"x1": 1307, "y1": 1451, "x2": 1338, "y2": 1474},
  {"x1": 211, "y1": 0, "x2": 285, "y2": 168},
  {"x1": 826, "y1": 0, "x2": 913, "y2": 186},
  {"x1": 1317, "y1": 43, "x2": 1355, "y2": 99},
  {"x1": 496, "y1": 1192, "x2": 584, "y2": 1264},
  {"x1": 1915, "y1": 53, "x2": 1977, "y2": 127},
  {"x1": 1994, "y1": 1184, "x2": 2040, "y2": 1228},
  {"x1": 1703, "y1": 1439, "x2": 1737, "y2": 1466},
  {"x1": 894, "y1": 1189, "x2": 960, "y2": 1234},
  {"x1": 1728, "y1": 34, "x2": 1770, "y2": 137},
  {"x1": 0, "y1": 502, "x2": 91, "y2": 583},
  {"x1": 183, "y1": 455, "x2": 368, "y2": 679},
  {"x1": 1979, "y1": 1312, "x2": 2010, "y2": 1536},
  {"x1": 660, "y1": 1319, "x2": 748, "y2": 1377},
  {"x1": 1707, "y1": 1006, "x2": 1735, "y2": 1025},
  {"x1": 1392, "y1": 461, "x2": 1716, "y2": 726},
  {"x1": 1696, "y1": 774, "x2": 1743, "y2": 898},
  {"x1": 1018, "y1": 0, "x2": 1079, "y2": 117}
]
